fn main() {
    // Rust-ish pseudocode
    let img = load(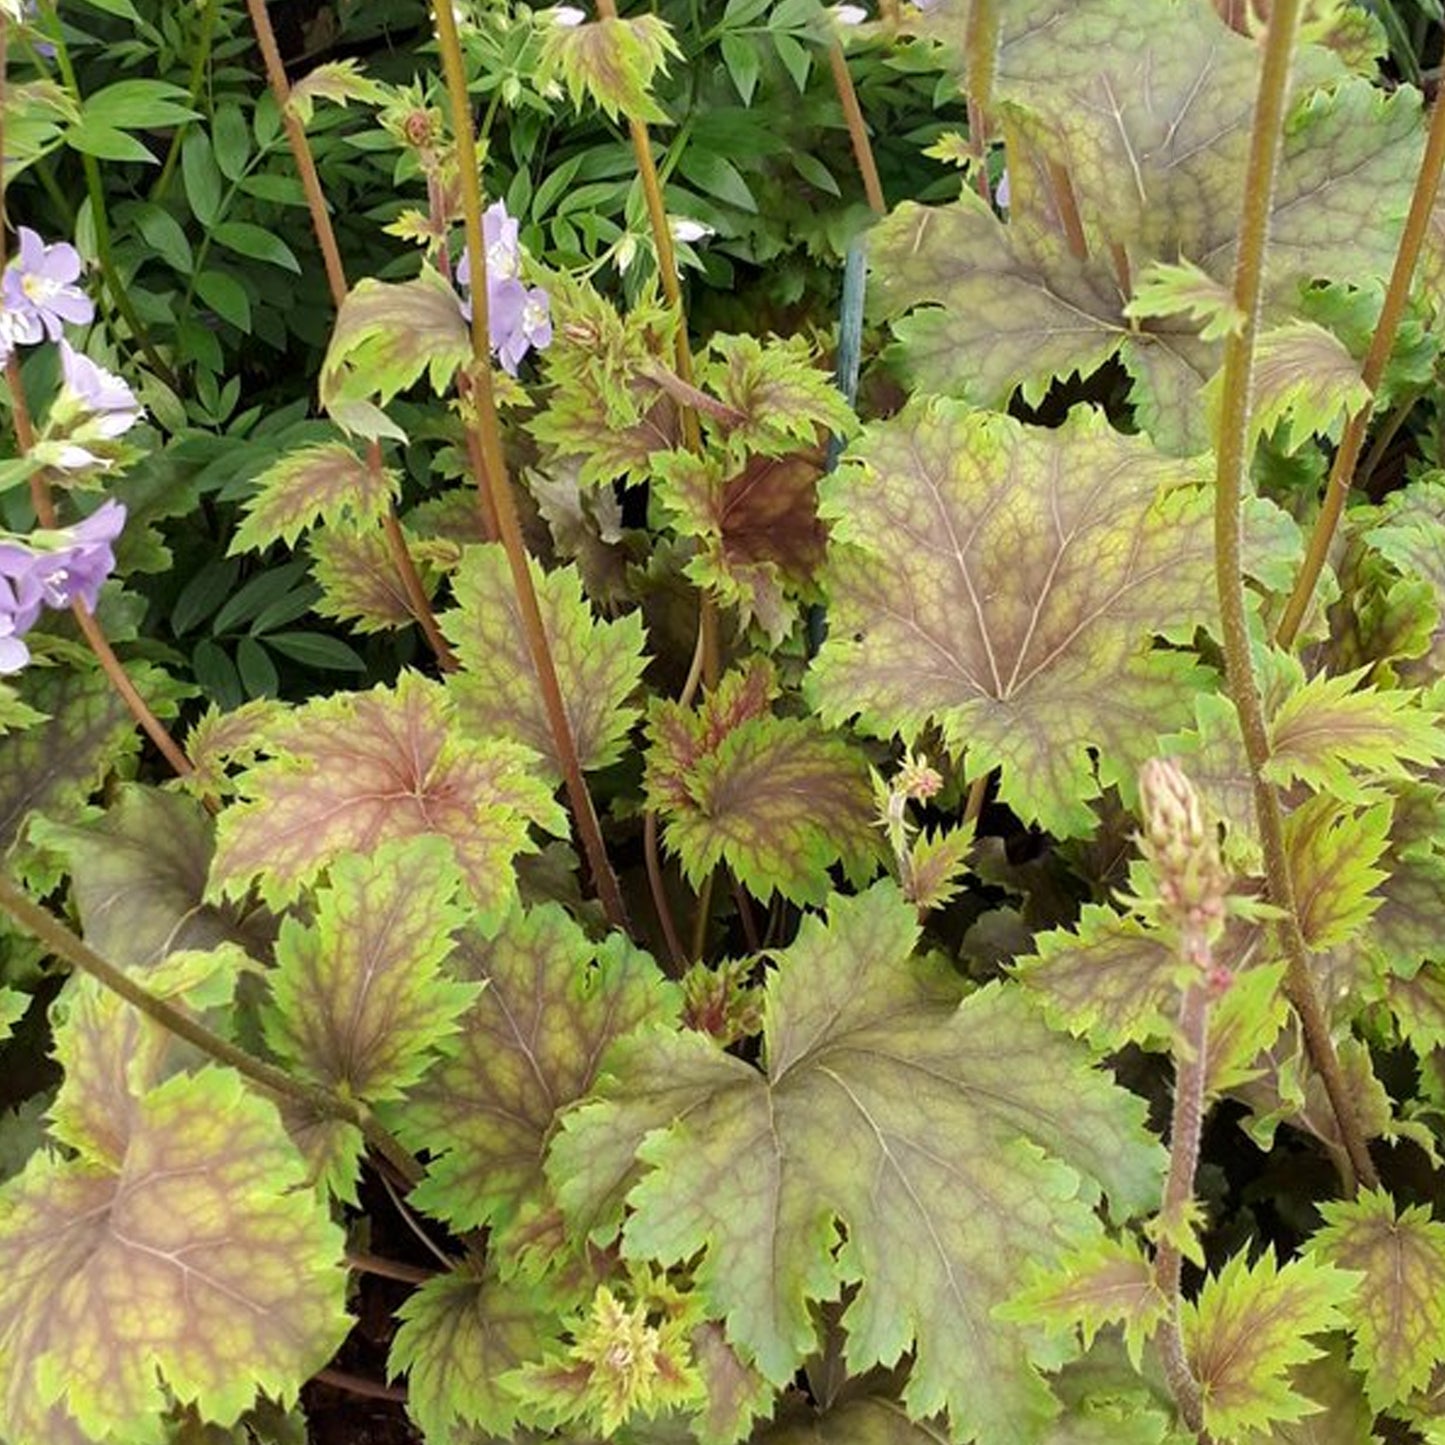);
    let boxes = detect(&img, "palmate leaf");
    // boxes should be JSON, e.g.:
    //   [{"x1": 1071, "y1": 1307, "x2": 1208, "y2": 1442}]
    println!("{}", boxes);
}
[
  {"x1": 1311, "y1": 1190, "x2": 1445, "y2": 1409},
  {"x1": 540, "y1": 13, "x2": 681, "y2": 124},
  {"x1": 0, "y1": 1067, "x2": 348, "y2": 1445},
  {"x1": 0, "y1": 986, "x2": 24, "y2": 1044},
  {"x1": 393, "y1": 903, "x2": 676, "y2": 1254},
  {"x1": 646, "y1": 660, "x2": 878, "y2": 905},
  {"x1": 230, "y1": 441, "x2": 400, "y2": 554},
  {"x1": 810, "y1": 403, "x2": 1217, "y2": 838},
  {"x1": 209, "y1": 670, "x2": 565, "y2": 920},
  {"x1": 264, "y1": 836, "x2": 476, "y2": 1108},
  {"x1": 1285, "y1": 796, "x2": 1392, "y2": 953},
  {"x1": 655, "y1": 447, "x2": 829, "y2": 644},
  {"x1": 310, "y1": 522, "x2": 429, "y2": 633},
  {"x1": 875, "y1": 2, "x2": 1421, "y2": 453},
  {"x1": 319, "y1": 269, "x2": 471, "y2": 442},
  {"x1": 443, "y1": 543, "x2": 648, "y2": 779},
  {"x1": 30, "y1": 784, "x2": 272, "y2": 969},
  {"x1": 1183, "y1": 1251, "x2": 1359, "y2": 1442},
  {"x1": 389, "y1": 1265, "x2": 553, "y2": 1445},
  {"x1": 550, "y1": 885, "x2": 1164, "y2": 1445}
]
